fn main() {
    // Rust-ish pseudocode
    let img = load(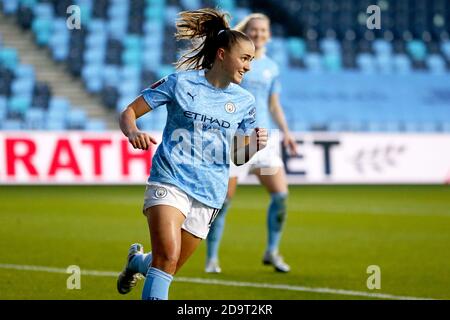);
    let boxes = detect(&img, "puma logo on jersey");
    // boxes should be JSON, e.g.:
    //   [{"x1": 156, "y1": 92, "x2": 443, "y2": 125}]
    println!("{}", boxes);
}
[{"x1": 187, "y1": 92, "x2": 196, "y2": 101}]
